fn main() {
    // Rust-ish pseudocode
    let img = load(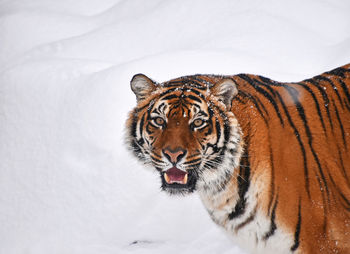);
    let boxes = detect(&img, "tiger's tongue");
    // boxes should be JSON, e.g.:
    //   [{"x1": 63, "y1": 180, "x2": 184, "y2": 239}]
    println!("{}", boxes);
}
[{"x1": 164, "y1": 167, "x2": 188, "y2": 184}]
